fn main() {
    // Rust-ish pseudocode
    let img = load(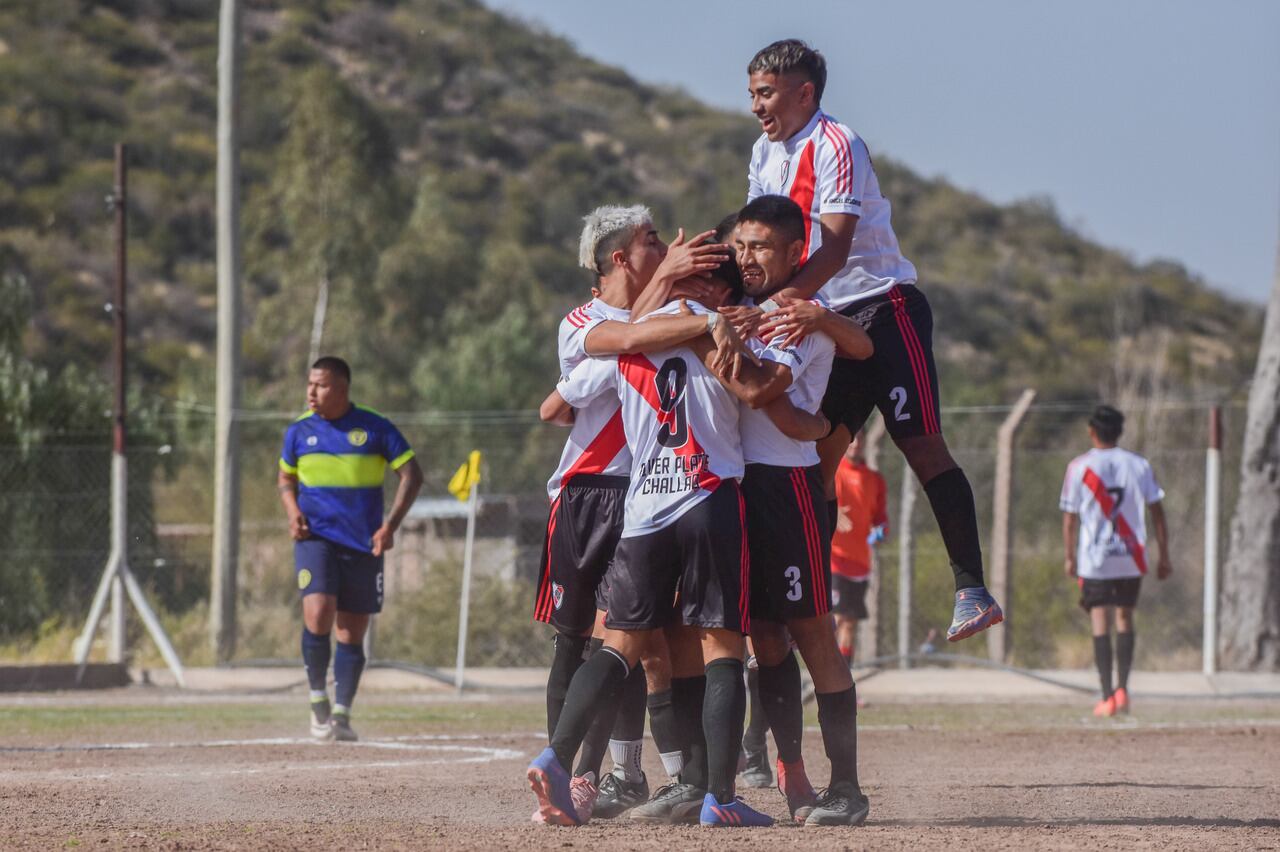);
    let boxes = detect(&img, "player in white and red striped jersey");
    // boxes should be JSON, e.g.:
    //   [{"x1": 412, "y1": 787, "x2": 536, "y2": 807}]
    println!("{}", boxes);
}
[
  {"x1": 740, "y1": 38, "x2": 1003, "y2": 644},
  {"x1": 1061, "y1": 405, "x2": 1171, "y2": 717},
  {"x1": 534, "y1": 204, "x2": 737, "y2": 822},
  {"x1": 529, "y1": 263, "x2": 781, "y2": 829}
]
